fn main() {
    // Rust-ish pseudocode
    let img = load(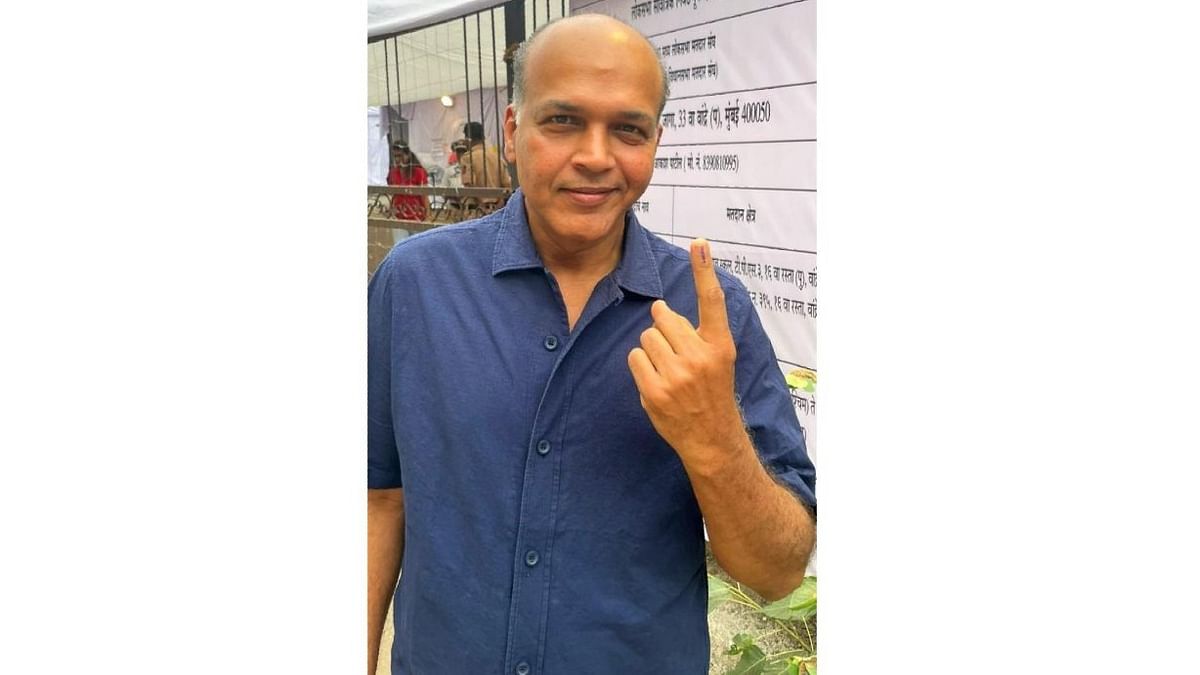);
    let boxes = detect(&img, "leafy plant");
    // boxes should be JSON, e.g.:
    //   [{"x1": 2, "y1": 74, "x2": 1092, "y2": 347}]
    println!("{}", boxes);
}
[{"x1": 709, "y1": 574, "x2": 817, "y2": 675}]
